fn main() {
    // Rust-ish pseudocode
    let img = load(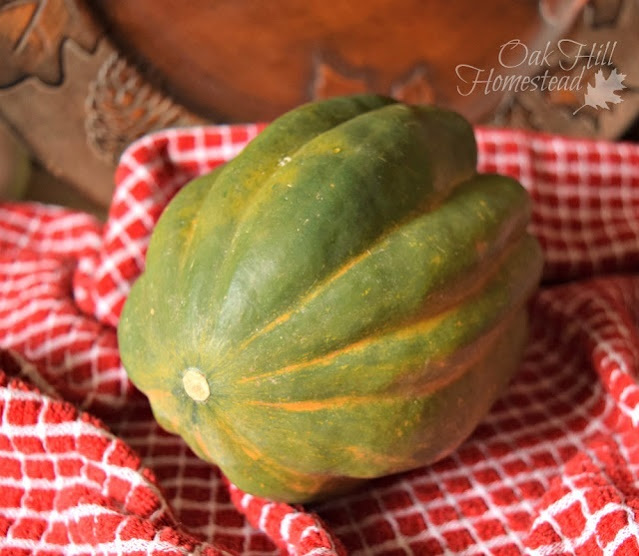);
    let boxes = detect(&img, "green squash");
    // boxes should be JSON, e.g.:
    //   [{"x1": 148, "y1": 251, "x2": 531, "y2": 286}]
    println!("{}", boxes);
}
[{"x1": 118, "y1": 94, "x2": 543, "y2": 503}]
